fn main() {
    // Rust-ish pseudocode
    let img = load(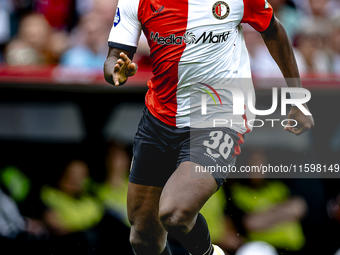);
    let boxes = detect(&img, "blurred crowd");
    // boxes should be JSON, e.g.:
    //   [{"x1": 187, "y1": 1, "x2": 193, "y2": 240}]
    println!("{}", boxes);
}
[
  {"x1": 245, "y1": 0, "x2": 340, "y2": 77},
  {"x1": 1, "y1": 142, "x2": 340, "y2": 255},
  {"x1": 1, "y1": 0, "x2": 340, "y2": 254},
  {"x1": 0, "y1": 0, "x2": 150, "y2": 71},
  {"x1": 0, "y1": 0, "x2": 339, "y2": 77},
  {"x1": 0, "y1": 142, "x2": 134, "y2": 255},
  {"x1": 0, "y1": 0, "x2": 118, "y2": 69}
]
